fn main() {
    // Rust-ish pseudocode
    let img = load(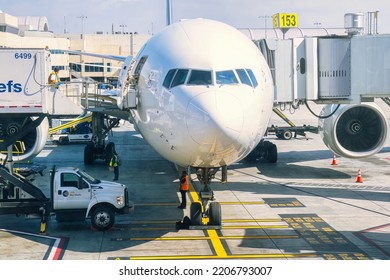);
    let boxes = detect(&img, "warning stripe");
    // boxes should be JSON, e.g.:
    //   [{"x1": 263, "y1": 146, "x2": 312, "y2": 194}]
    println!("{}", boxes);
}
[{"x1": 0, "y1": 105, "x2": 42, "y2": 108}]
